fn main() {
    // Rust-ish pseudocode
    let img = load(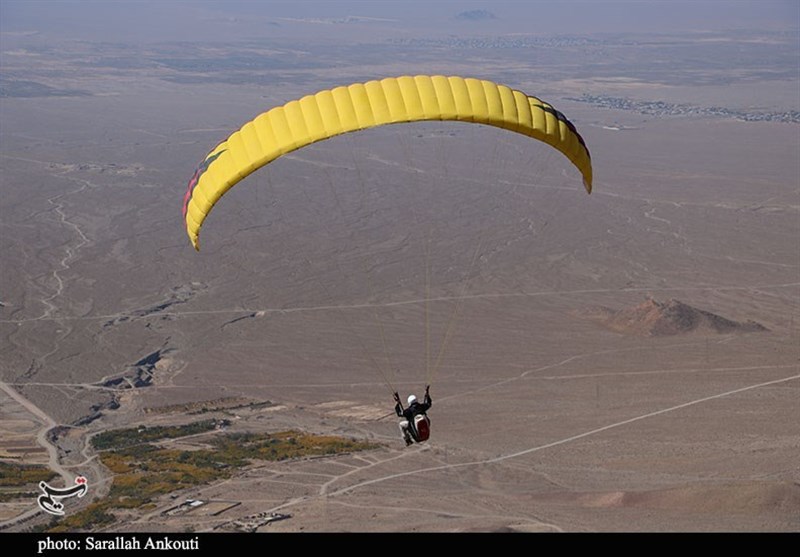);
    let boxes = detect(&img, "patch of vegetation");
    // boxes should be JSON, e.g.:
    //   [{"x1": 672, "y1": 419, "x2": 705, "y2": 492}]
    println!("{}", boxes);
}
[
  {"x1": 0, "y1": 461, "x2": 57, "y2": 487},
  {"x1": 45, "y1": 504, "x2": 117, "y2": 532},
  {"x1": 144, "y1": 397, "x2": 275, "y2": 416},
  {"x1": 0, "y1": 462, "x2": 58, "y2": 507},
  {"x1": 43, "y1": 422, "x2": 379, "y2": 532},
  {"x1": 210, "y1": 431, "x2": 377, "y2": 463},
  {"x1": 0, "y1": 490, "x2": 38, "y2": 502},
  {"x1": 90, "y1": 419, "x2": 221, "y2": 450}
]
